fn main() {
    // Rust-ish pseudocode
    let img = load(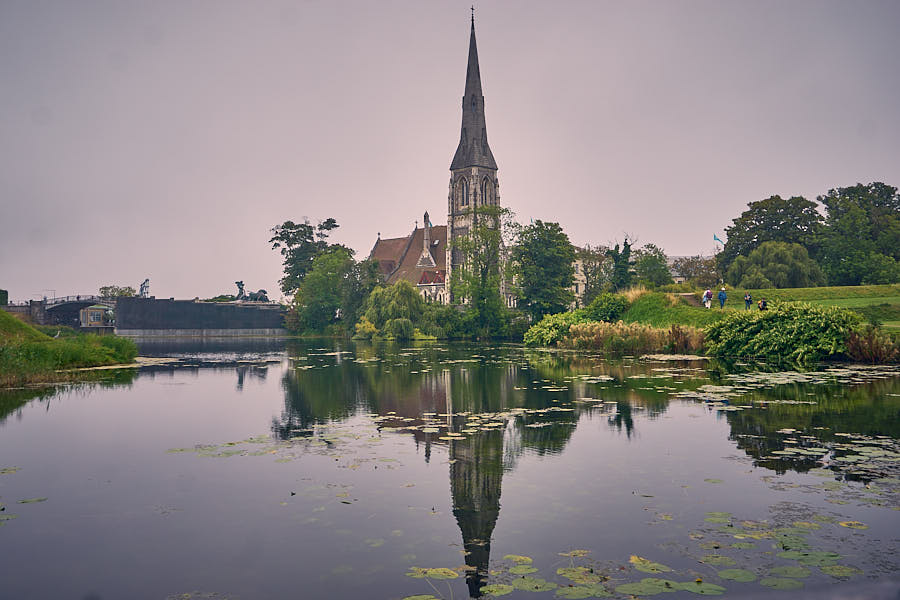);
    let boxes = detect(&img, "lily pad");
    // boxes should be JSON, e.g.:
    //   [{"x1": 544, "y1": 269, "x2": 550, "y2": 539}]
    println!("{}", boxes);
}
[
  {"x1": 402, "y1": 596, "x2": 439, "y2": 600},
  {"x1": 820, "y1": 565, "x2": 863, "y2": 578},
  {"x1": 768, "y1": 566, "x2": 810, "y2": 578},
  {"x1": 676, "y1": 581, "x2": 726, "y2": 595},
  {"x1": 504, "y1": 554, "x2": 533, "y2": 564},
  {"x1": 510, "y1": 565, "x2": 539, "y2": 575},
  {"x1": 511, "y1": 576, "x2": 557, "y2": 592},
  {"x1": 776, "y1": 551, "x2": 841, "y2": 566},
  {"x1": 759, "y1": 577, "x2": 803, "y2": 590},
  {"x1": 557, "y1": 567, "x2": 603, "y2": 584},
  {"x1": 700, "y1": 555, "x2": 736, "y2": 566},
  {"x1": 838, "y1": 520, "x2": 868, "y2": 529},
  {"x1": 616, "y1": 578, "x2": 679, "y2": 595},
  {"x1": 703, "y1": 479, "x2": 724, "y2": 484},
  {"x1": 17, "y1": 497, "x2": 48, "y2": 504},
  {"x1": 558, "y1": 549, "x2": 591, "y2": 557},
  {"x1": 730, "y1": 542, "x2": 754, "y2": 549},
  {"x1": 630, "y1": 555, "x2": 673, "y2": 574},
  {"x1": 717, "y1": 569, "x2": 756, "y2": 582},
  {"x1": 406, "y1": 567, "x2": 459, "y2": 580},
  {"x1": 480, "y1": 584, "x2": 515, "y2": 596},
  {"x1": 555, "y1": 584, "x2": 612, "y2": 598}
]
